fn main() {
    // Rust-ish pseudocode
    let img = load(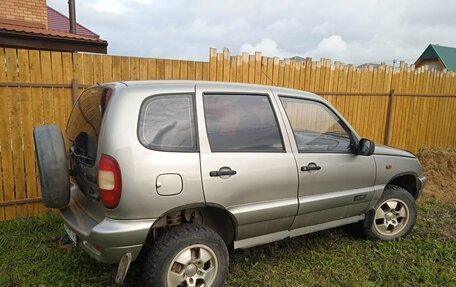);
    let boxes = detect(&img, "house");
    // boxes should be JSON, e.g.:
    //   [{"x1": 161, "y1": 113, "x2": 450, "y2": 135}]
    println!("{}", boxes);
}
[
  {"x1": 357, "y1": 63, "x2": 381, "y2": 69},
  {"x1": 415, "y1": 44, "x2": 456, "y2": 71},
  {"x1": 290, "y1": 56, "x2": 306, "y2": 62},
  {"x1": 0, "y1": 0, "x2": 107, "y2": 53}
]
